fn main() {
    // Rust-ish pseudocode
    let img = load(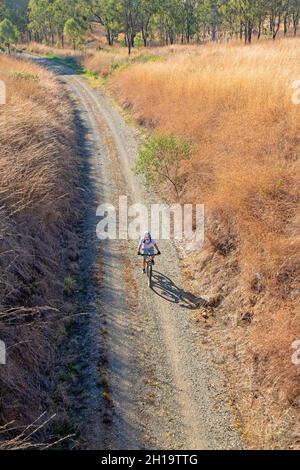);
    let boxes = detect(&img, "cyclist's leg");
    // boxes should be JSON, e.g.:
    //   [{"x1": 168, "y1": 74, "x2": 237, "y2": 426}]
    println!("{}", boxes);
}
[
  {"x1": 142, "y1": 250, "x2": 148, "y2": 273},
  {"x1": 149, "y1": 247, "x2": 155, "y2": 265}
]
